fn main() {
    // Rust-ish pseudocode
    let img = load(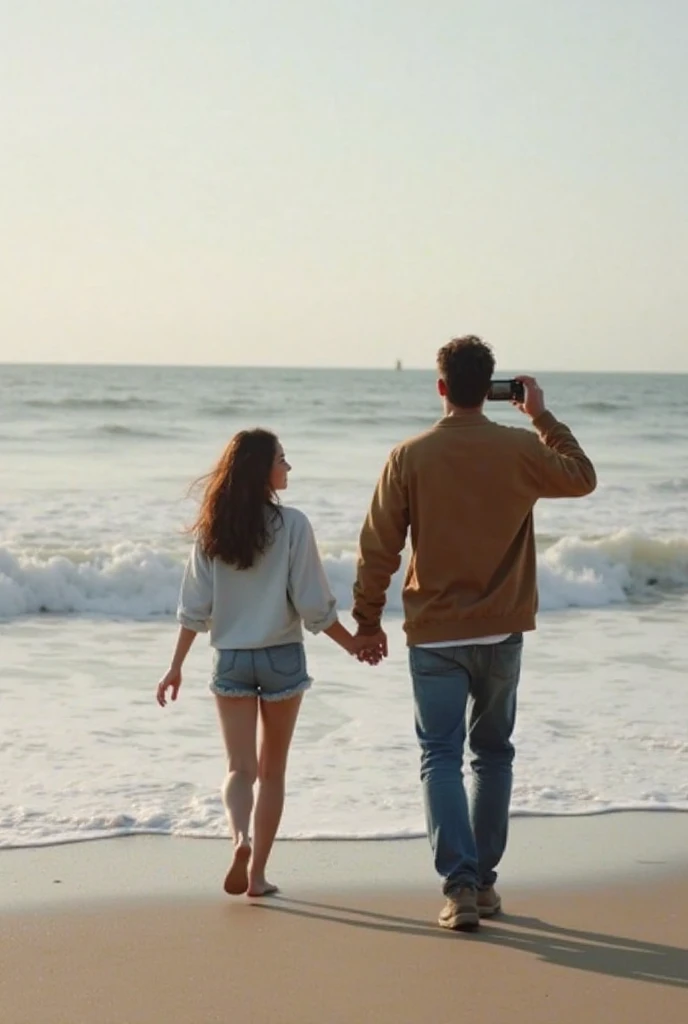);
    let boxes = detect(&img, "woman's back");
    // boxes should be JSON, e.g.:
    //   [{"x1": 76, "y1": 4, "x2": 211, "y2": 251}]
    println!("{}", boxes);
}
[
  {"x1": 157, "y1": 426, "x2": 379, "y2": 899},
  {"x1": 178, "y1": 505, "x2": 337, "y2": 649}
]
